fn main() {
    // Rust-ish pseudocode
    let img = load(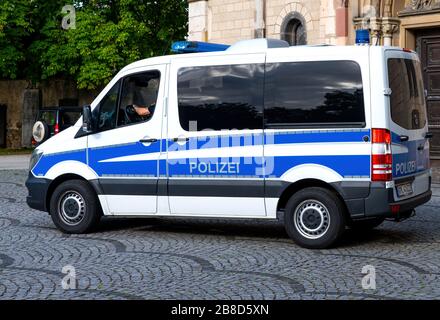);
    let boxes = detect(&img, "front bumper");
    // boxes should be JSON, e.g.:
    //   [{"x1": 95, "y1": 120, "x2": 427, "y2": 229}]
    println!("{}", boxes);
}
[{"x1": 25, "y1": 172, "x2": 51, "y2": 212}]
